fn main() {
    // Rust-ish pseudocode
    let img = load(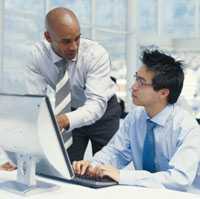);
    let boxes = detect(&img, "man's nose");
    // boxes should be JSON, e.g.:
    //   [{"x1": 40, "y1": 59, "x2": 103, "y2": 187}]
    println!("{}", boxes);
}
[
  {"x1": 132, "y1": 82, "x2": 139, "y2": 91},
  {"x1": 69, "y1": 41, "x2": 78, "y2": 51}
]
